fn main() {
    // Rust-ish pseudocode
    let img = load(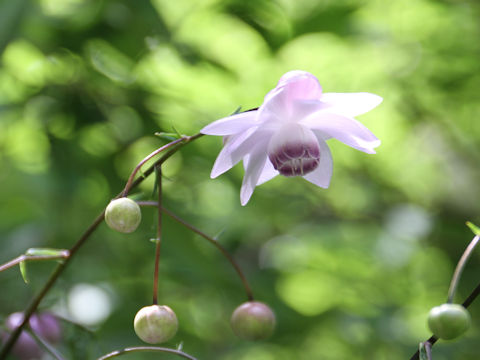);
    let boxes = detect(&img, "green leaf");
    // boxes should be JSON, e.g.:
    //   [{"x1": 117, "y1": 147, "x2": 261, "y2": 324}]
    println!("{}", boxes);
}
[
  {"x1": 25, "y1": 248, "x2": 67, "y2": 256},
  {"x1": 419, "y1": 342, "x2": 428, "y2": 360},
  {"x1": 19, "y1": 261, "x2": 28, "y2": 284},
  {"x1": 466, "y1": 221, "x2": 480, "y2": 236}
]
